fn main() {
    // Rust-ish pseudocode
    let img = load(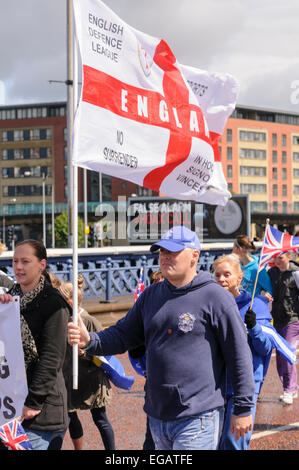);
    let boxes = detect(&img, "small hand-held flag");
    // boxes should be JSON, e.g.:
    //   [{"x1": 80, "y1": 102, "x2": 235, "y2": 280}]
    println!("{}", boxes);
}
[
  {"x1": 258, "y1": 224, "x2": 299, "y2": 272},
  {"x1": 250, "y1": 219, "x2": 299, "y2": 308},
  {"x1": 0, "y1": 418, "x2": 32, "y2": 450},
  {"x1": 134, "y1": 268, "x2": 145, "y2": 302}
]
